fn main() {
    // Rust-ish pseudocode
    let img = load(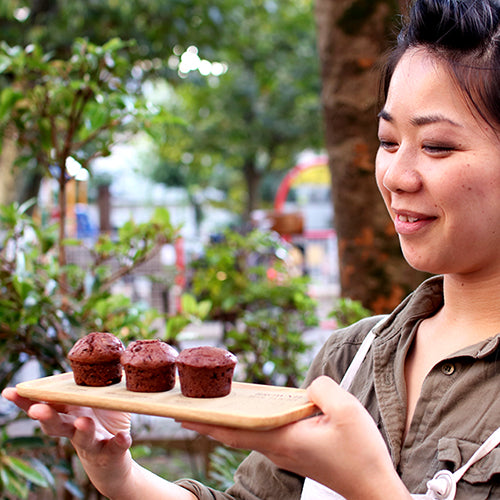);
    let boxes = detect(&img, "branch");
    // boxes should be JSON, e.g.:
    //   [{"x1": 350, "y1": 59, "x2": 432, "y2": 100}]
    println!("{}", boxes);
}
[
  {"x1": 72, "y1": 117, "x2": 122, "y2": 151},
  {"x1": 63, "y1": 89, "x2": 93, "y2": 159},
  {"x1": 100, "y1": 240, "x2": 164, "y2": 290}
]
